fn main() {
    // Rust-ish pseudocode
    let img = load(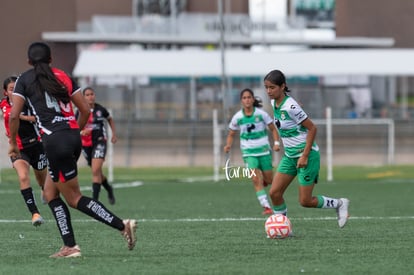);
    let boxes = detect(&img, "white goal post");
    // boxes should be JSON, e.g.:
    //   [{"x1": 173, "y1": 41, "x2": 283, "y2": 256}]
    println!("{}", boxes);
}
[
  {"x1": 213, "y1": 109, "x2": 223, "y2": 182},
  {"x1": 314, "y1": 107, "x2": 395, "y2": 181}
]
